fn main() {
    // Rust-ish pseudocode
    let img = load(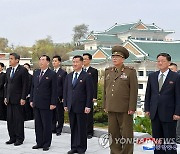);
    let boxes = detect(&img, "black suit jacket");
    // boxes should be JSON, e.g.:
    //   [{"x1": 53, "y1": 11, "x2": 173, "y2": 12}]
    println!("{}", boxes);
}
[
  {"x1": 0, "y1": 72, "x2": 5, "y2": 98},
  {"x1": 5, "y1": 65, "x2": 29, "y2": 104},
  {"x1": 145, "y1": 70, "x2": 180, "y2": 122},
  {"x1": 87, "y1": 66, "x2": 98, "y2": 99},
  {"x1": 63, "y1": 70, "x2": 93, "y2": 113},
  {"x1": 30, "y1": 68, "x2": 57, "y2": 110},
  {"x1": 27, "y1": 73, "x2": 33, "y2": 95},
  {"x1": 56, "y1": 68, "x2": 67, "y2": 101}
]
